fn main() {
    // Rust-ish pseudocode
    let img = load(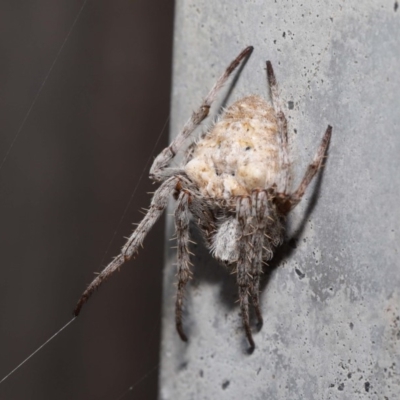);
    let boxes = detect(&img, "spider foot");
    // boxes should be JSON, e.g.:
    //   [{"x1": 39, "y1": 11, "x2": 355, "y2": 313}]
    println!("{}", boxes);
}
[
  {"x1": 176, "y1": 323, "x2": 188, "y2": 342},
  {"x1": 74, "y1": 298, "x2": 85, "y2": 316},
  {"x1": 244, "y1": 325, "x2": 256, "y2": 354},
  {"x1": 246, "y1": 336, "x2": 255, "y2": 355}
]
